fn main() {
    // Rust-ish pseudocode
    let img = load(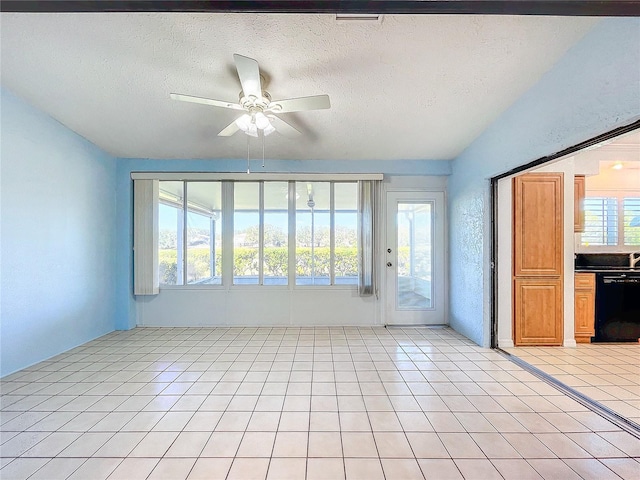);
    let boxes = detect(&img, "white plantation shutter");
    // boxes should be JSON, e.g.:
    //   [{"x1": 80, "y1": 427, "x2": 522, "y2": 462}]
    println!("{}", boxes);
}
[
  {"x1": 581, "y1": 197, "x2": 618, "y2": 246},
  {"x1": 624, "y1": 197, "x2": 640, "y2": 246}
]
